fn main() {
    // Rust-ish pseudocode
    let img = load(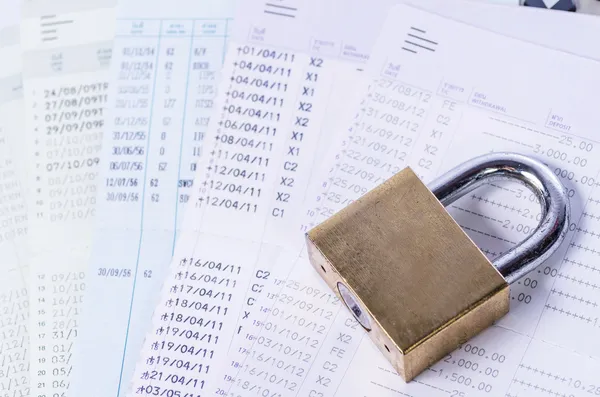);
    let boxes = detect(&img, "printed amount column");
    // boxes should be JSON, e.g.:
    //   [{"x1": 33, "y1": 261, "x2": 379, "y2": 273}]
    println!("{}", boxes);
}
[
  {"x1": 128, "y1": 43, "x2": 302, "y2": 397},
  {"x1": 68, "y1": 19, "x2": 162, "y2": 397},
  {"x1": 70, "y1": 18, "x2": 232, "y2": 397},
  {"x1": 117, "y1": 19, "x2": 195, "y2": 394}
]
